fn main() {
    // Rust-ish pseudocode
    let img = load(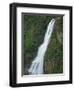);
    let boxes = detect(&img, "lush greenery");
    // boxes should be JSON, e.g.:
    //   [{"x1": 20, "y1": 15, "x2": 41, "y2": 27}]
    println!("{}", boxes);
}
[{"x1": 22, "y1": 14, "x2": 63, "y2": 75}]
